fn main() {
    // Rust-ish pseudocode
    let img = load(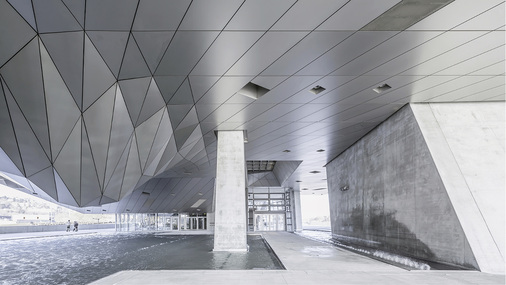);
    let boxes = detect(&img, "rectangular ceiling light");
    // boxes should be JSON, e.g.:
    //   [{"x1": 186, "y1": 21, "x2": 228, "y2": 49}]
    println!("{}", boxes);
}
[
  {"x1": 191, "y1": 199, "x2": 206, "y2": 208},
  {"x1": 237, "y1": 82, "x2": 269, "y2": 100},
  {"x1": 309, "y1": 85, "x2": 326, "y2": 95},
  {"x1": 361, "y1": 0, "x2": 454, "y2": 31}
]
